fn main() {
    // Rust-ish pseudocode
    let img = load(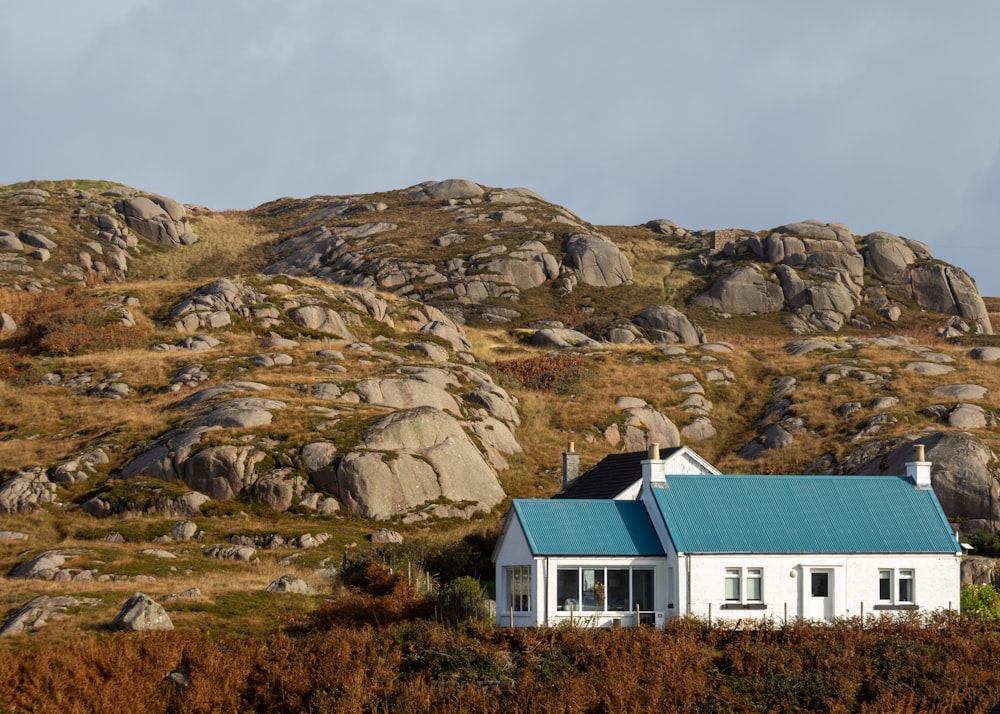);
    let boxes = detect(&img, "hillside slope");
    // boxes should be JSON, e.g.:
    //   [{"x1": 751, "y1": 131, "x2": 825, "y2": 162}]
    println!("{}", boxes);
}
[{"x1": 2, "y1": 177, "x2": 999, "y2": 636}]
